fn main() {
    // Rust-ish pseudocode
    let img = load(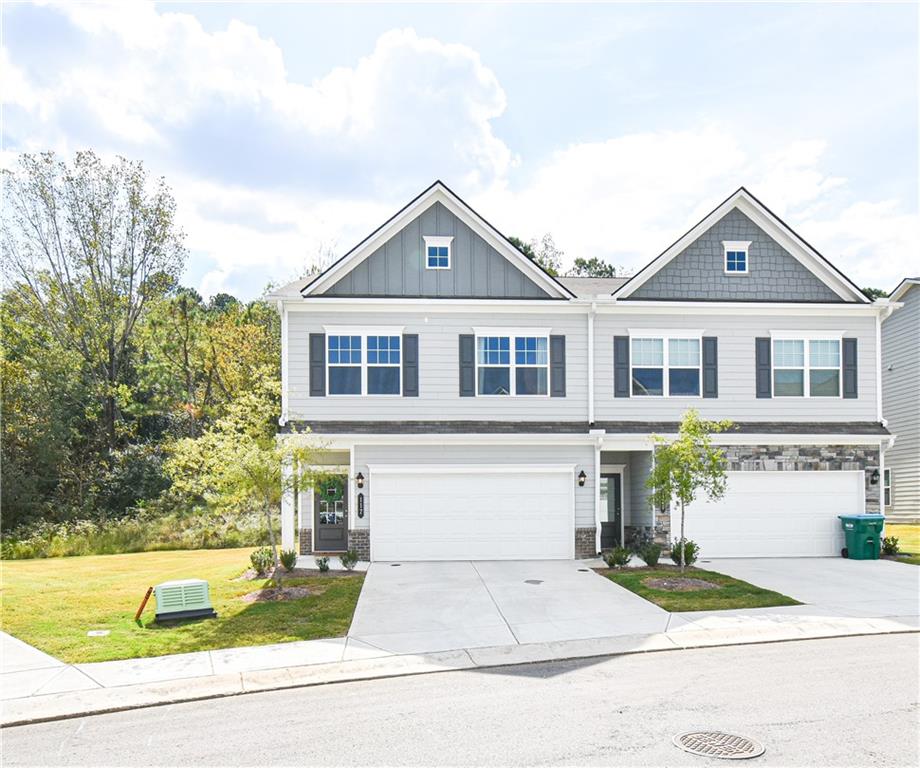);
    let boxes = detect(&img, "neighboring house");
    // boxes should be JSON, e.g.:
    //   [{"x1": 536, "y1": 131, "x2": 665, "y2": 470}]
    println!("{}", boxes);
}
[
  {"x1": 882, "y1": 278, "x2": 920, "y2": 523},
  {"x1": 269, "y1": 182, "x2": 894, "y2": 562}
]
